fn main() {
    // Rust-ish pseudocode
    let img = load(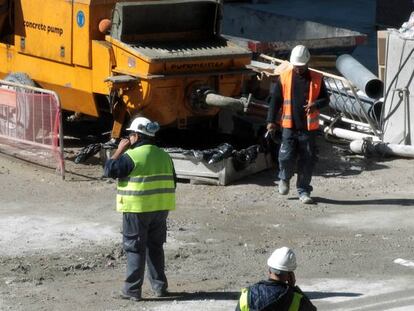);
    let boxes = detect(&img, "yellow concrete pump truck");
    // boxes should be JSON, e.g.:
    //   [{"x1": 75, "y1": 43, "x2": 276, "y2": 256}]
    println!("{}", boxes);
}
[{"x1": 0, "y1": 0, "x2": 253, "y2": 139}]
